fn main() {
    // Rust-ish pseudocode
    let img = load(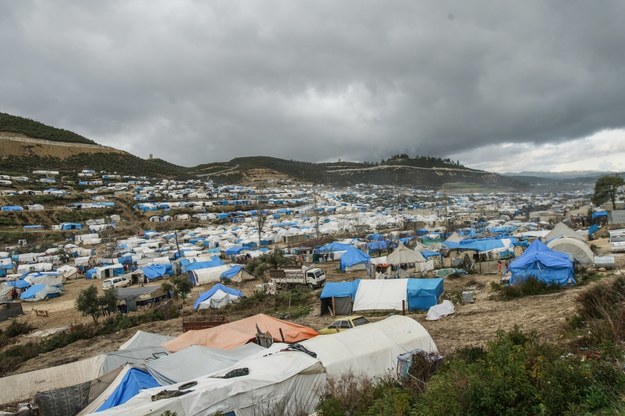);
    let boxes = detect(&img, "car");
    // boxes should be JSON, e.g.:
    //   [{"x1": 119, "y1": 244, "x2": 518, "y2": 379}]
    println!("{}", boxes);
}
[
  {"x1": 102, "y1": 276, "x2": 130, "y2": 290},
  {"x1": 318, "y1": 315, "x2": 370, "y2": 335}
]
